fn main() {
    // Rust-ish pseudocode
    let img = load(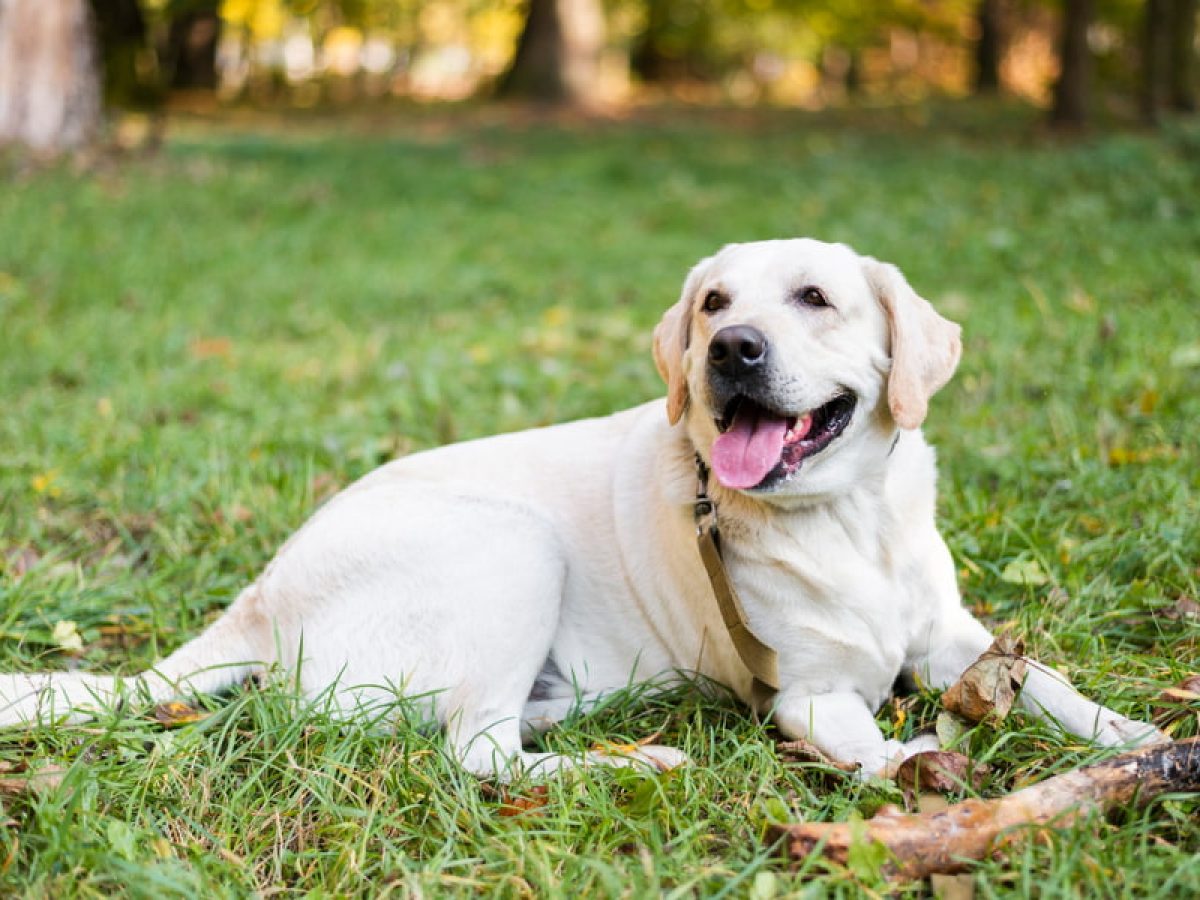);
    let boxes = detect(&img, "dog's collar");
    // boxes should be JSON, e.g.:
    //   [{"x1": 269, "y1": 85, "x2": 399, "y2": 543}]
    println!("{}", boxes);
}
[{"x1": 694, "y1": 455, "x2": 779, "y2": 713}]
